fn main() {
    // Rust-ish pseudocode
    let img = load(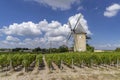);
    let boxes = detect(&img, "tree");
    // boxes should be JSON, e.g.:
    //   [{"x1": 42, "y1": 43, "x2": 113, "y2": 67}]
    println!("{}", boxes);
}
[
  {"x1": 33, "y1": 47, "x2": 41, "y2": 52},
  {"x1": 12, "y1": 48, "x2": 22, "y2": 52},
  {"x1": 86, "y1": 44, "x2": 94, "y2": 52},
  {"x1": 115, "y1": 48, "x2": 120, "y2": 52},
  {"x1": 59, "y1": 45, "x2": 68, "y2": 52}
]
